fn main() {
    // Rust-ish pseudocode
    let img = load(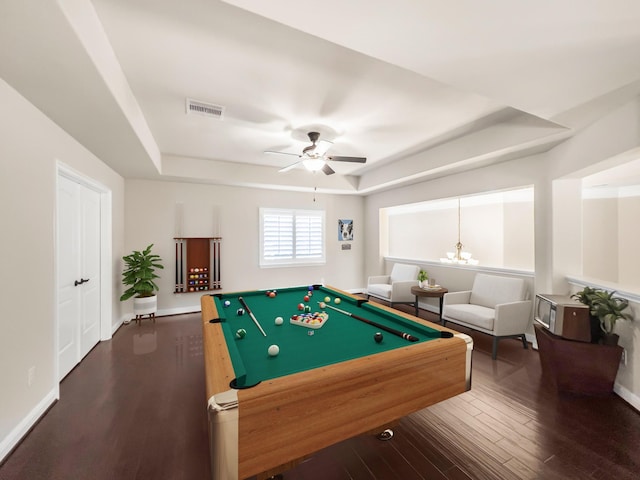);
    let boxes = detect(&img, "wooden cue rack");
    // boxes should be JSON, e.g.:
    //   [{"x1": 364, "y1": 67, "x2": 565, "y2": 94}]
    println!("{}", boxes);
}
[{"x1": 174, "y1": 237, "x2": 222, "y2": 293}]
